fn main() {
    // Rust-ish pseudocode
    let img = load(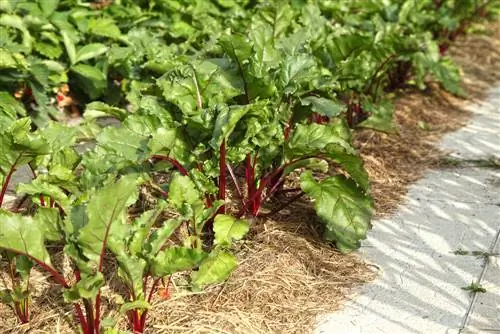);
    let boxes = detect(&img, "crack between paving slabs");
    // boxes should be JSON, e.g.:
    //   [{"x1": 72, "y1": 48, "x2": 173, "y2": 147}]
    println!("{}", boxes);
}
[
  {"x1": 458, "y1": 220, "x2": 500, "y2": 333},
  {"x1": 415, "y1": 197, "x2": 500, "y2": 207}
]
